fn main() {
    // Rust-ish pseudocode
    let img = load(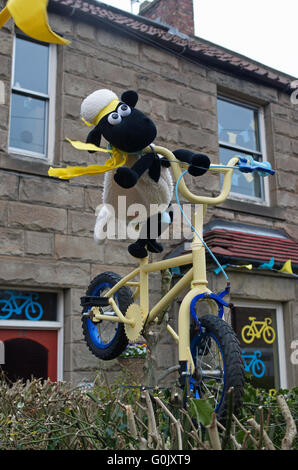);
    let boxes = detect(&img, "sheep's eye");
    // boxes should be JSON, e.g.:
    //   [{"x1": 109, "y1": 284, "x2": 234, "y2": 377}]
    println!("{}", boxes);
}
[
  {"x1": 118, "y1": 104, "x2": 131, "y2": 117},
  {"x1": 107, "y1": 112, "x2": 122, "y2": 125}
]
